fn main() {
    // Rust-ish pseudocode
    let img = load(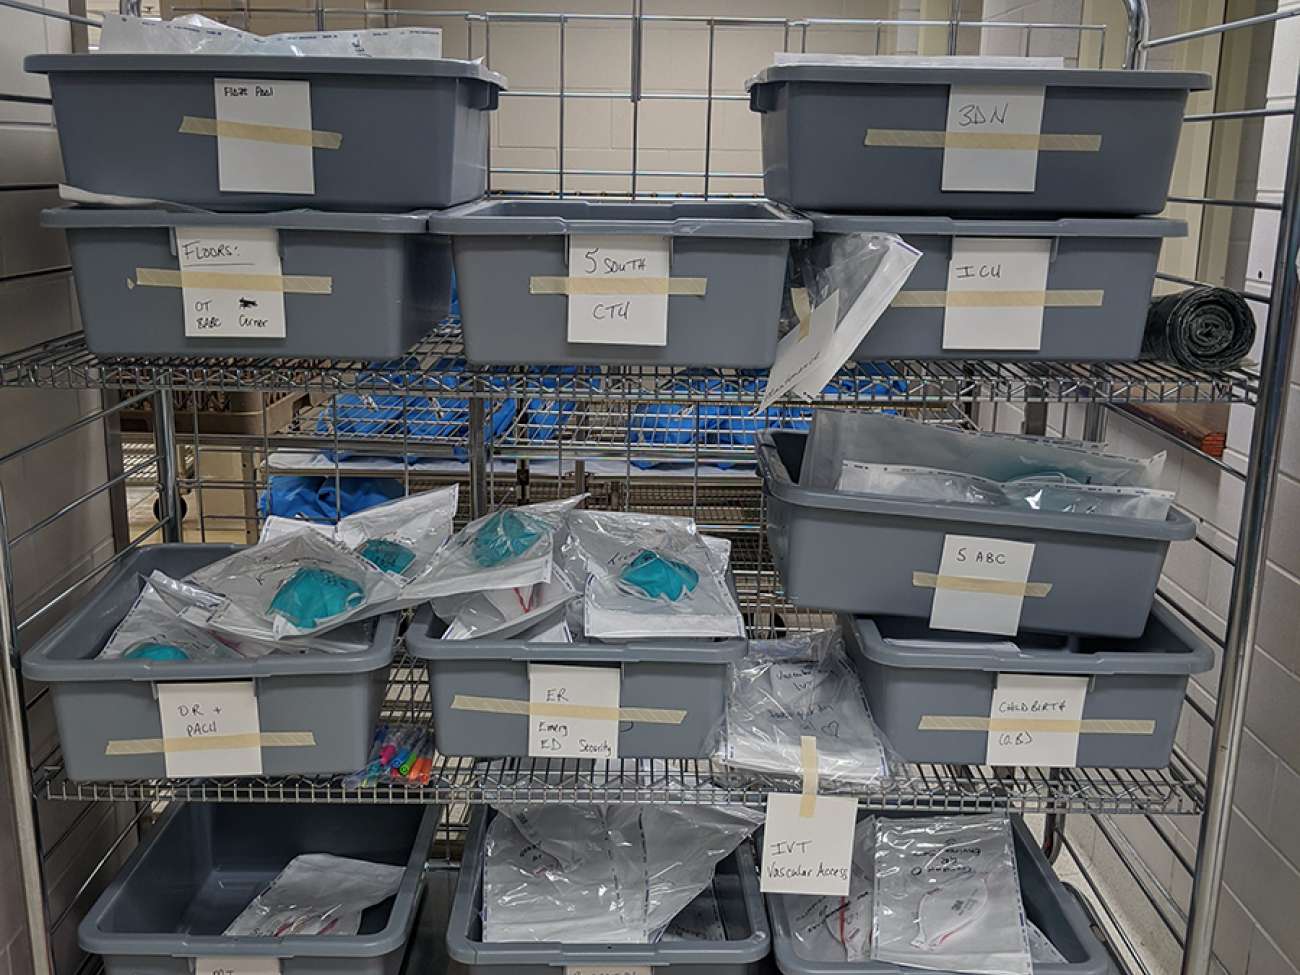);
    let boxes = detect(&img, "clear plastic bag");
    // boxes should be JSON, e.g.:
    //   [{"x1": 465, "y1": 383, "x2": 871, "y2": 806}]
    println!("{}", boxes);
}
[
  {"x1": 98, "y1": 578, "x2": 243, "y2": 662},
  {"x1": 223, "y1": 853, "x2": 406, "y2": 937},
  {"x1": 435, "y1": 576, "x2": 578, "y2": 641},
  {"x1": 481, "y1": 804, "x2": 763, "y2": 944},
  {"x1": 185, "y1": 531, "x2": 403, "y2": 641},
  {"x1": 1027, "y1": 920, "x2": 1067, "y2": 964},
  {"x1": 661, "y1": 887, "x2": 728, "y2": 942},
  {"x1": 780, "y1": 816, "x2": 876, "y2": 962},
  {"x1": 715, "y1": 629, "x2": 890, "y2": 787},
  {"x1": 334, "y1": 485, "x2": 459, "y2": 581},
  {"x1": 1001, "y1": 480, "x2": 1176, "y2": 520},
  {"x1": 872, "y1": 815, "x2": 1032, "y2": 975},
  {"x1": 99, "y1": 14, "x2": 445, "y2": 58},
  {"x1": 837, "y1": 462, "x2": 1009, "y2": 507}
]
